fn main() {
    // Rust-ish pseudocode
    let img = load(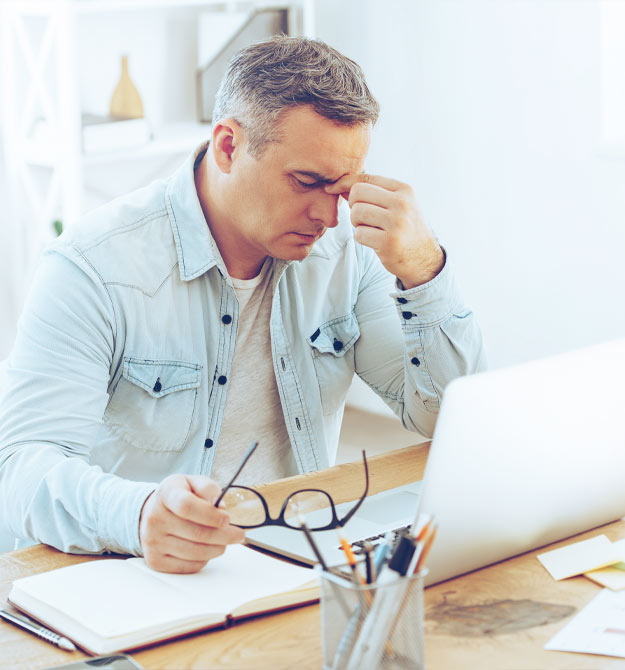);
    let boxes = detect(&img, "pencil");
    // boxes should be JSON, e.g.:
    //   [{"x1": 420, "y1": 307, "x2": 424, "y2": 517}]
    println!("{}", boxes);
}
[
  {"x1": 338, "y1": 532, "x2": 366, "y2": 587},
  {"x1": 415, "y1": 524, "x2": 438, "y2": 573}
]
